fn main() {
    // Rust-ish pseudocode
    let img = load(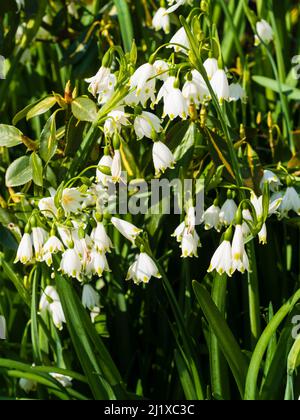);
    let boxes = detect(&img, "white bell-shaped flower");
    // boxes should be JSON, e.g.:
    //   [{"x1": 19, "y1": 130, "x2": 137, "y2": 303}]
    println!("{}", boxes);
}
[
  {"x1": 91, "y1": 222, "x2": 113, "y2": 253},
  {"x1": 219, "y1": 199, "x2": 238, "y2": 226},
  {"x1": 104, "y1": 108, "x2": 130, "y2": 136},
  {"x1": 203, "y1": 58, "x2": 218, "y2": 80},
  {"x1": 111, "y1": 217, "x2": 142, "y2": 243},
  {"x1": 229, "y1": 83, "x2": 247, "y2": 102},
  {"x1": 134, "y1": 111, "x2": 163, "y2": 140},
  {"x1": 153, "y1": 8, "x2": 170, "y2": 34},
  {"x1": 203, "y1": 204, "x2": 221, "y2": 232},
  {"x1": 111, "y1": 150, "x2": 122, "y2": 183},
  {"x1": 32, "y1": 227, "x2": 48, "y2": 262},
  {"x1": 208, "y1": 239, "x2": 235, "y2": 277},
  {"x1": 39, "y1": 286, "x2": 66, "y2": 330},
  {"x1": 85, "y1": 66, "x2": 111, "y2": 97},
  {"x1": 255, "y1": 20, "x2": 274, "y2": 45},
  {"x1": 163, "y1": 85, "x2": 188, "y2": 120},
  {"x1": 211, "y1": 69, "x2": 230, "y2": 102},
  {"x1": 168, "y1": 27, "x2": 190, "y2": 53},
  {"x1": 153, "y1": 60, "x2": 169, "y2": 81},
  {"x1": 279, "y1": 187, "x2": 300, "y2": 218},
  {"x1": 19, "y1": 378, "x2": 37, "y2": 394},
  {"x1": 172, "y1": 221, "x2": 186, "y2": 242},
  {"x1": 38, "y1": 197, "x2": 57, "y2": 219},
  {"x1": 126, "y1": 253, "x2": 161, "y2": 284},
  {"x1": 61, "y1": 188, "x2": 84, "y2": 215},
  {"x1": 60, "y1": 248, "x2": 82, "y2": 280},
  {"x1": 15, "y1": 232, "x2": 33, "y2": 264},
  {"x1": 96, "y1": 155, "x2": 113, "y2": 186},
  {"x1": 260, "y1": 170, "x2": 282, "y2": 192},
  {"x1": 152, "y1": 141, "x2": 176, "y2": 174},
  {"x1": 166, "y1": 0, "x2": 188, "y2": 14},
  {"x1": 181, "y1": 228, "x2": 200, "y2": 258},
  {"x1": 82, "y1": 284, "x2": 100, "y2": 310}
]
